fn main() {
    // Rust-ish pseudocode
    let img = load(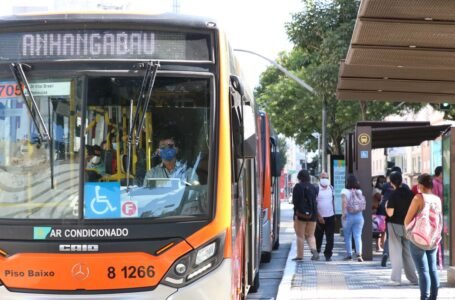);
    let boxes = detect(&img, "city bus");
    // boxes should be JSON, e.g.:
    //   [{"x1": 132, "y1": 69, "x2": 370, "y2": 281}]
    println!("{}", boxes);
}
[
  {"x1": 0, "y1": 12, "x2": 262, "y2": 299},
  {"x1": 258, "y1": 112, "x2": 280, "y2": 262}
]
